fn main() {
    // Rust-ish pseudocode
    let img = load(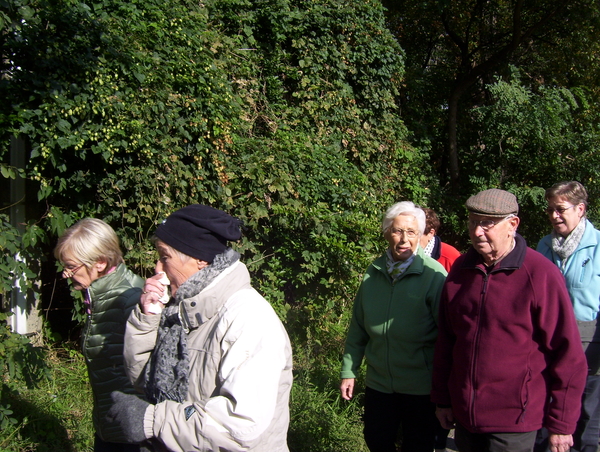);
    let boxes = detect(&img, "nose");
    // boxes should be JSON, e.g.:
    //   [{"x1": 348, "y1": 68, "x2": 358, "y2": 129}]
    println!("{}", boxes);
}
[
  {"x1": 473, "y1": 224, "x2": 486, "y2": 236},
  {"x1": 155, "y1": 260, "x2": 163, "y2": 273}
]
